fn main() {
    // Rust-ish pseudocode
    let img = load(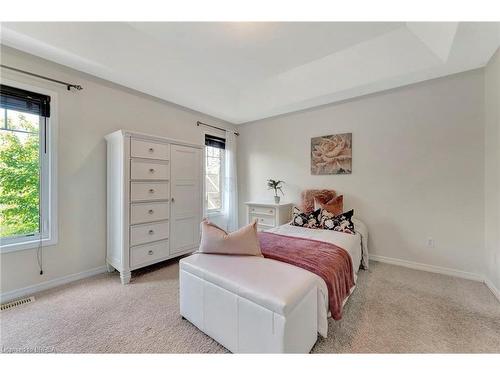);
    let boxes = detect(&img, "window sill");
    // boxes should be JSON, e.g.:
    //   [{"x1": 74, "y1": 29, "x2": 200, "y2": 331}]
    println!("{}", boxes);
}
[
  {"x1": 207, "y1": 211, "x2": 224, "y2": 217},
  {"x1": 0, "y1": 237, "x2": 57, "y2": 254}
]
